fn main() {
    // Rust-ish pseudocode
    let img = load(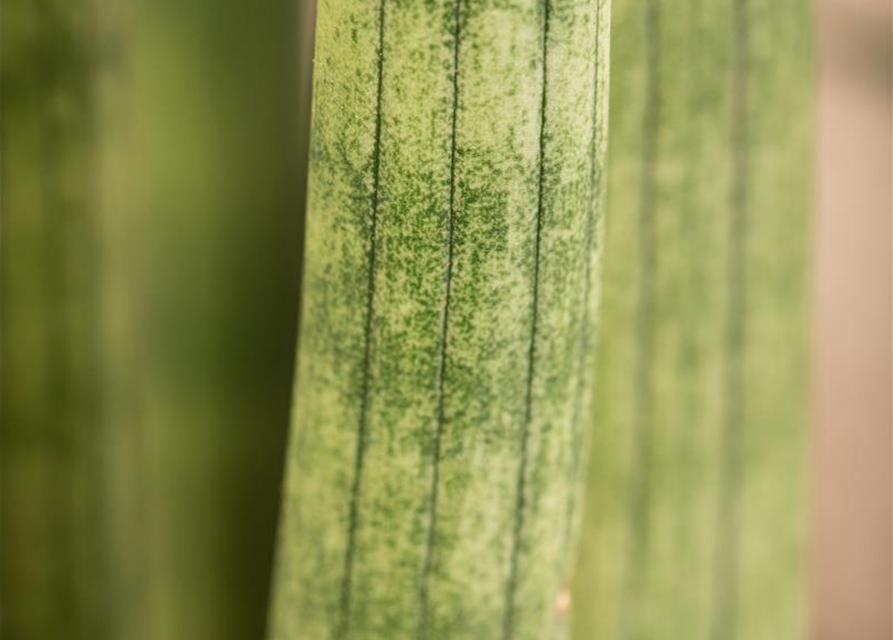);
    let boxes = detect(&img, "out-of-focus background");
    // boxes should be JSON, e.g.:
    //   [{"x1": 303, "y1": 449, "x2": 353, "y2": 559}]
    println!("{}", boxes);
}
[
  {"x1": 2, "y1": 2, "x2": 315, "y2": 639},
  {"x1": 1, "y1": 0, "x2": 889, "y2": 638},
  {"x1": 812, "y1": 0, "x2": 891, "y2": 637}
]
